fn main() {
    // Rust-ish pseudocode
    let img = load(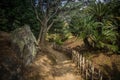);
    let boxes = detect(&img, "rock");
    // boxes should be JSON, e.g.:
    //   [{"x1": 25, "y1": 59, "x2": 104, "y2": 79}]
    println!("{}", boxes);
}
[
  {"x1": 10, "y1": 25, "x2": 38, "y2": 66},
  {"x1": 0, "y1": 32, "x2": 23, "y2": 80}
]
